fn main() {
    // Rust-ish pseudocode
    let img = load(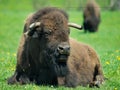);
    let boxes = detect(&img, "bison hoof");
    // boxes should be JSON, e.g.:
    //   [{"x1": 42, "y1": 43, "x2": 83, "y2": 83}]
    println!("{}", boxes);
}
[
  {"x1": 89, "y1": 75, "x2": 104, "y2": 88},
  {"x1": 8, "y1": 73, "x2": 18, "y2": 85},
  {"x1": 18, "y1": 75, "x2": 30, "y2": 85},
  {"x1": 8, "y1": 72, "x2": 30, "y2": 85},
  {"x1": 8, "y1": 77, "x2": 17, "y2": 85}
]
